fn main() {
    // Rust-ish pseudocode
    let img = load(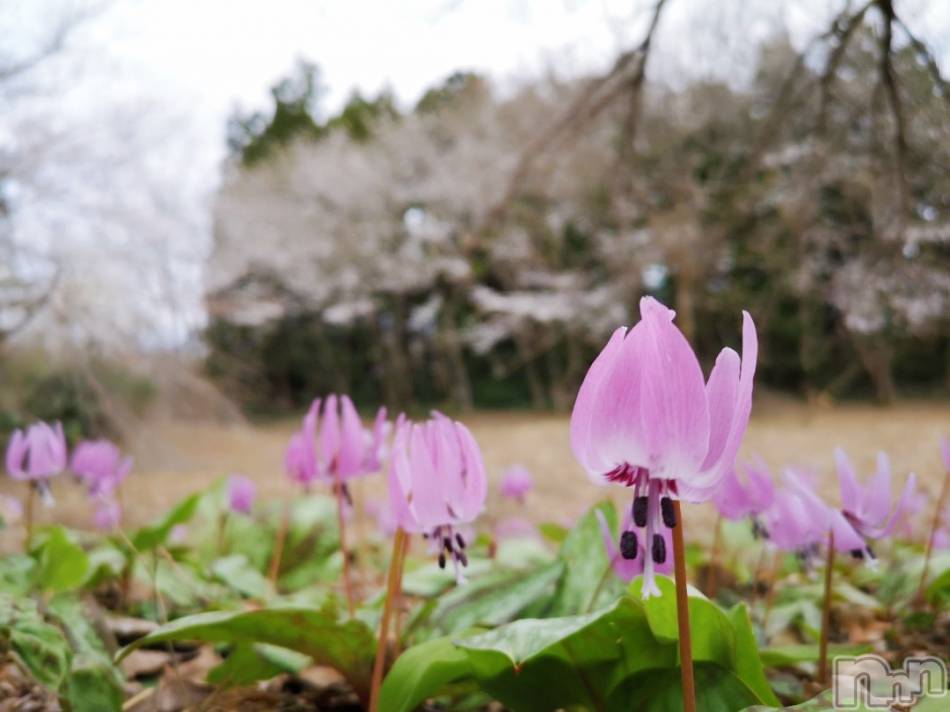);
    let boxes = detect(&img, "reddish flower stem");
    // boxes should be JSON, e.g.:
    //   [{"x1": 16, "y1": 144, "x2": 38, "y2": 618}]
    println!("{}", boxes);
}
[
  {"x1": 392, "y1": 533, "x2": 411, "y2": 659},
  {"x1": 818, "y1": 529, "x2": 835, "y2": 685},
  {"x1": 369, "y1": 527, "x2": 409, "y2": 712},
  {"x1": 334, "y1": 475, "x2": 356, "y2": 616},
  {"x1": 671, "y1": 500, "x2": 696, "y2": 712},
  {"x1": 918, "y1": 468, "x2": 950, "y2": 604}
]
